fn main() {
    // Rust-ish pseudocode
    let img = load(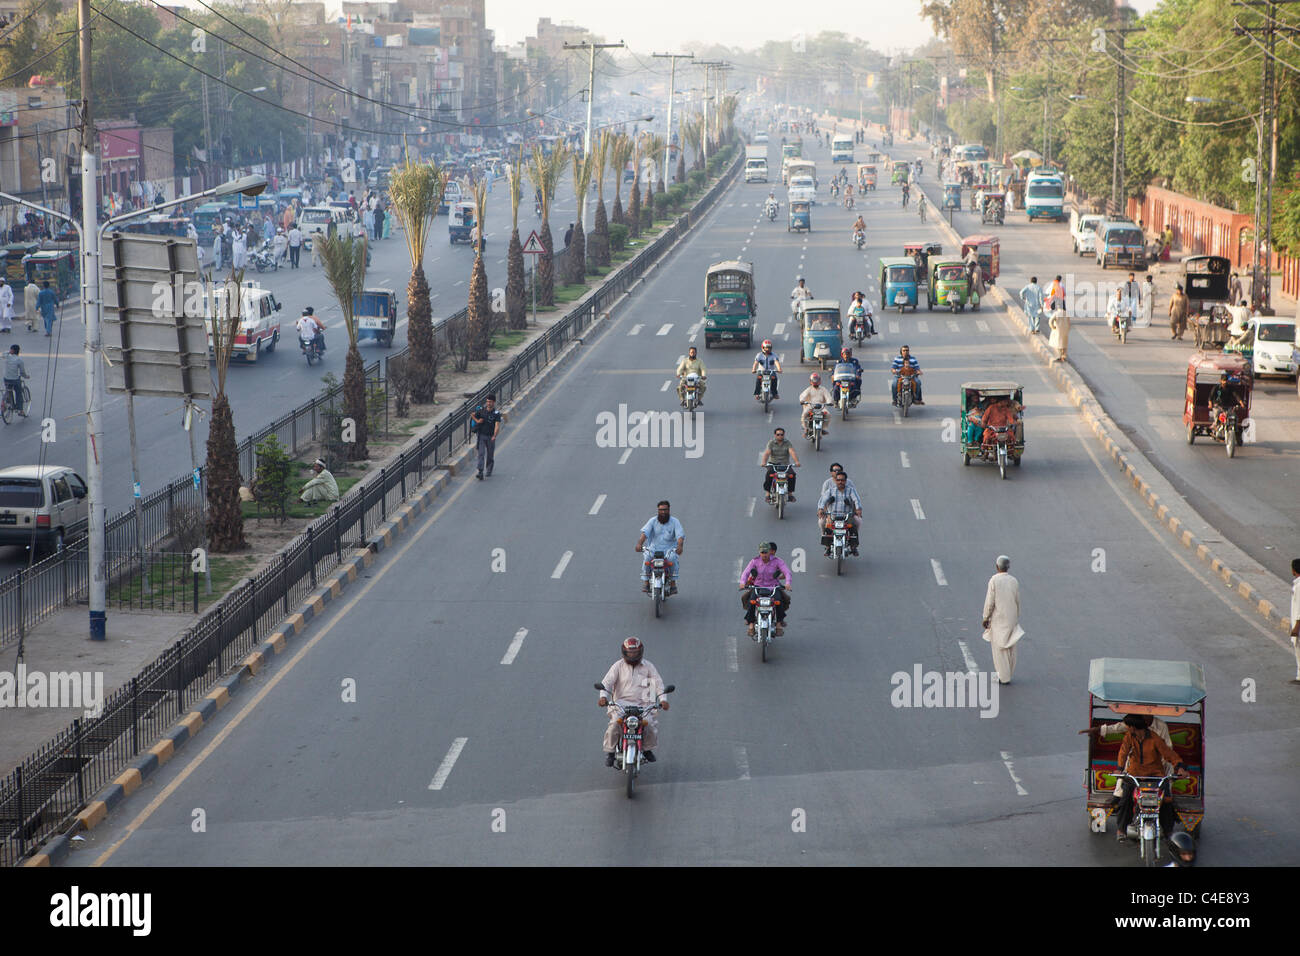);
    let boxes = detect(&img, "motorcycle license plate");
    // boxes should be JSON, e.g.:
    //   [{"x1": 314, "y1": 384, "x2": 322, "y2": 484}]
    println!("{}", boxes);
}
[
  {"x1": 652, "y1": 560, "x2": 665, "y2": 569},
  {"x1": 759, "y1": 598, "x2": 772, "y2": 607}
]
